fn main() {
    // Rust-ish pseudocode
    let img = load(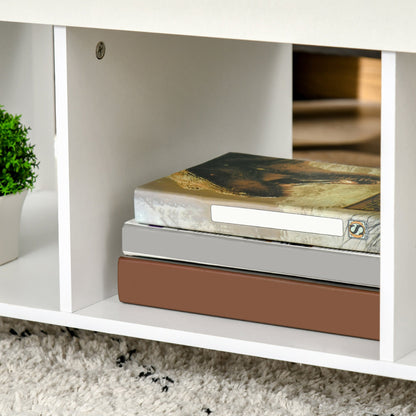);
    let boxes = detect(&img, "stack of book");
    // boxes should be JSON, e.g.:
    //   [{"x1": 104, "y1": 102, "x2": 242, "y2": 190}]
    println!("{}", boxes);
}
[{"x1": 118, "y1": 152, "x2": 380, "y2": 340}]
